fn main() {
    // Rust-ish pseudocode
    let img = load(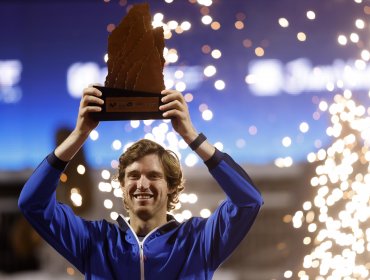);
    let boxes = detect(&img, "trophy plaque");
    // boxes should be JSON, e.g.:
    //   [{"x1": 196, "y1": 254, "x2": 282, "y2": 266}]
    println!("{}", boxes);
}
[{"x1": 91, "y1": 3, "x2": 166, "y2": 121}]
